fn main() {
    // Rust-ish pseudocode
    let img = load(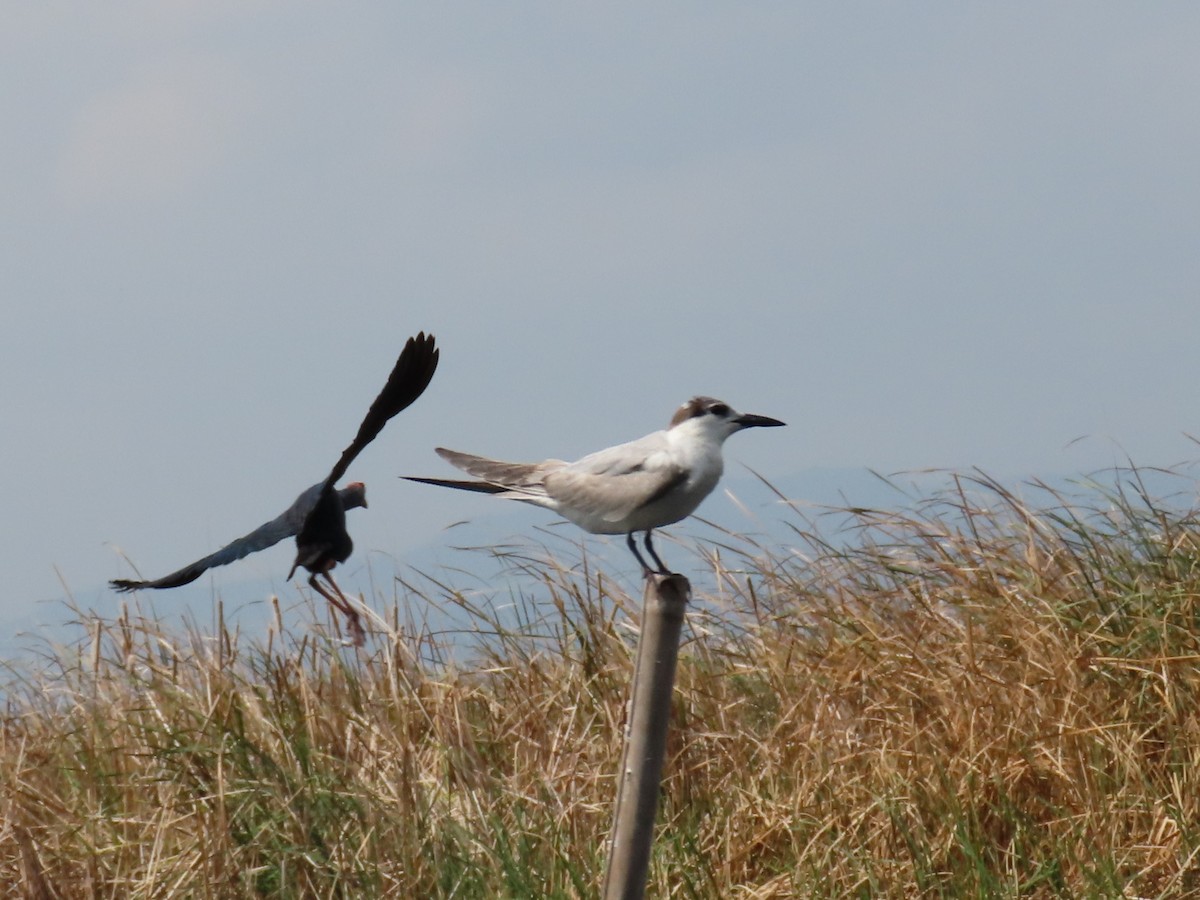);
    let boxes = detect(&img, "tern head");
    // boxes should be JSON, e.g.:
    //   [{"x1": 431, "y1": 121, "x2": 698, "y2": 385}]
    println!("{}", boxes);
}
[{"x1": 668, "y1": 396, "x2": 786, "y2": 442}]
